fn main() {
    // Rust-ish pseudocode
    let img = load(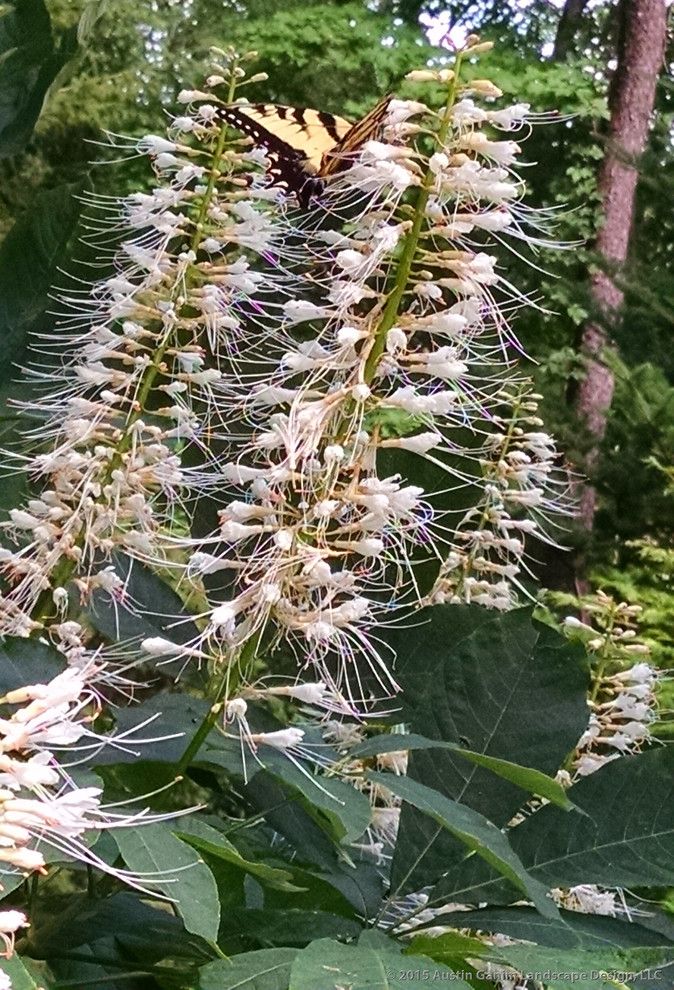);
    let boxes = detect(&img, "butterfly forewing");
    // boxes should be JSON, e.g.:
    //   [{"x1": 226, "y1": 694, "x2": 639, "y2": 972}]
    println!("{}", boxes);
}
[
  {"x1": 216, "y1": 95, "x2": 392, "y2": 202},
  {"x1": 217, "y1": 103, "x2": 351, "y2": 172}
]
